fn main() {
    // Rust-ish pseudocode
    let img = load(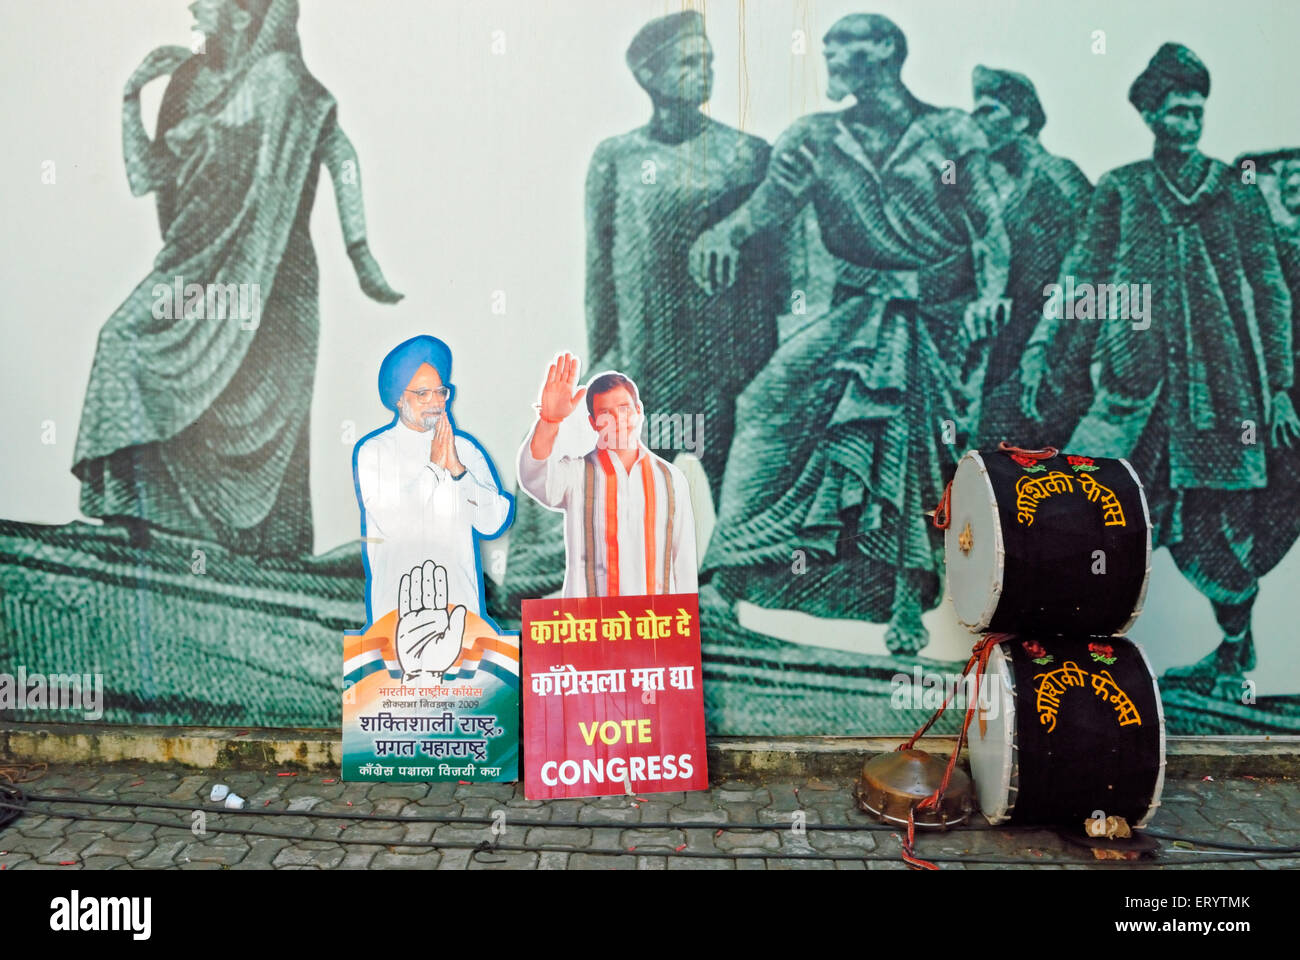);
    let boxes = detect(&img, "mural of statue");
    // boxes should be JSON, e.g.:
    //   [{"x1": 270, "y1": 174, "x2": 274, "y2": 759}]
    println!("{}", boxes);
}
[
  {"x1": 968, "y1": 65, "x2": 1093, "y2": 450},
  {"x1": 691, "y1": 13, "x2": 1011, "y2": 655},
  {"x1": 1023, "y1": 44, "x2": 1297, "y2": 693},
  {"x1": 71, "y1": 0, "x2": 401, "y2": 556},
  {"x1": 500, "y1": 10, "x2": 787, "y2": 613}
]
